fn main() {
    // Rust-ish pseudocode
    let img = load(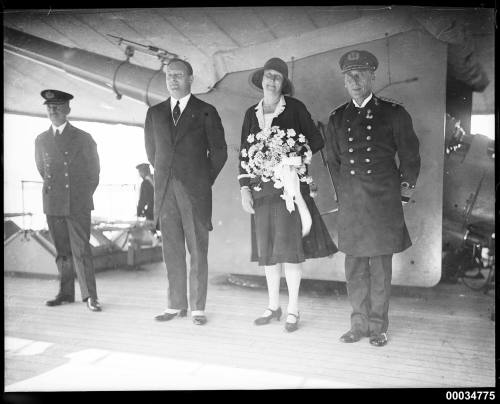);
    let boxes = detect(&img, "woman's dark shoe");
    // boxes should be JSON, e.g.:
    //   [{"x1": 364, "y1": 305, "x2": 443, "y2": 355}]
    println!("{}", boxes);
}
[
  {"x1": 254, "y1": 307, "x2": 282, "y2": 325},
  {"x1": 284, "y1": 313, "x2": 300, "y2": 333}
]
